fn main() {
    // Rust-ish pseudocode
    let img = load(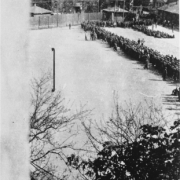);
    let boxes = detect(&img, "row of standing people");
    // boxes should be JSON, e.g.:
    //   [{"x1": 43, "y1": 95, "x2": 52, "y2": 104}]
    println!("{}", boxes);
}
[
  {"x1": 90, "y1": 20, "x2": 174, "y2": 38},
  {"x1": 90, "y1": 19, "x2": 153, "y2": 28},
  {"x1": 132, "y1": 25, "x2": 174, "y2": 38},
  {"x1": 81, "y1": 21, "x2": 179, "y2": 82}
]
